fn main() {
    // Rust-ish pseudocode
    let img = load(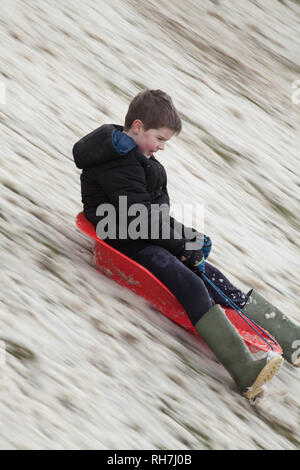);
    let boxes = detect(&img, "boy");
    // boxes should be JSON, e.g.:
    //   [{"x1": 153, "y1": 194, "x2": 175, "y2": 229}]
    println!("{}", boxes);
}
[{"x1": 73, "y1": 89, "x2": 299, "y2": 401}]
